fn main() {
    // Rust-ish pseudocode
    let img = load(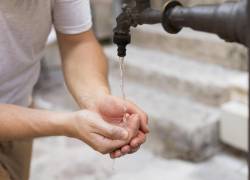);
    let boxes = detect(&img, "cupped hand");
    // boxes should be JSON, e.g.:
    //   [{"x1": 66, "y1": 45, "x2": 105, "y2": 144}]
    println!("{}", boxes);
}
[
  {"x1": 66, "y1": 110, "x2": 132, "y2": 154},
  {"x1": 89, "y1": 95, "x2": 149, "y2": 158}
]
